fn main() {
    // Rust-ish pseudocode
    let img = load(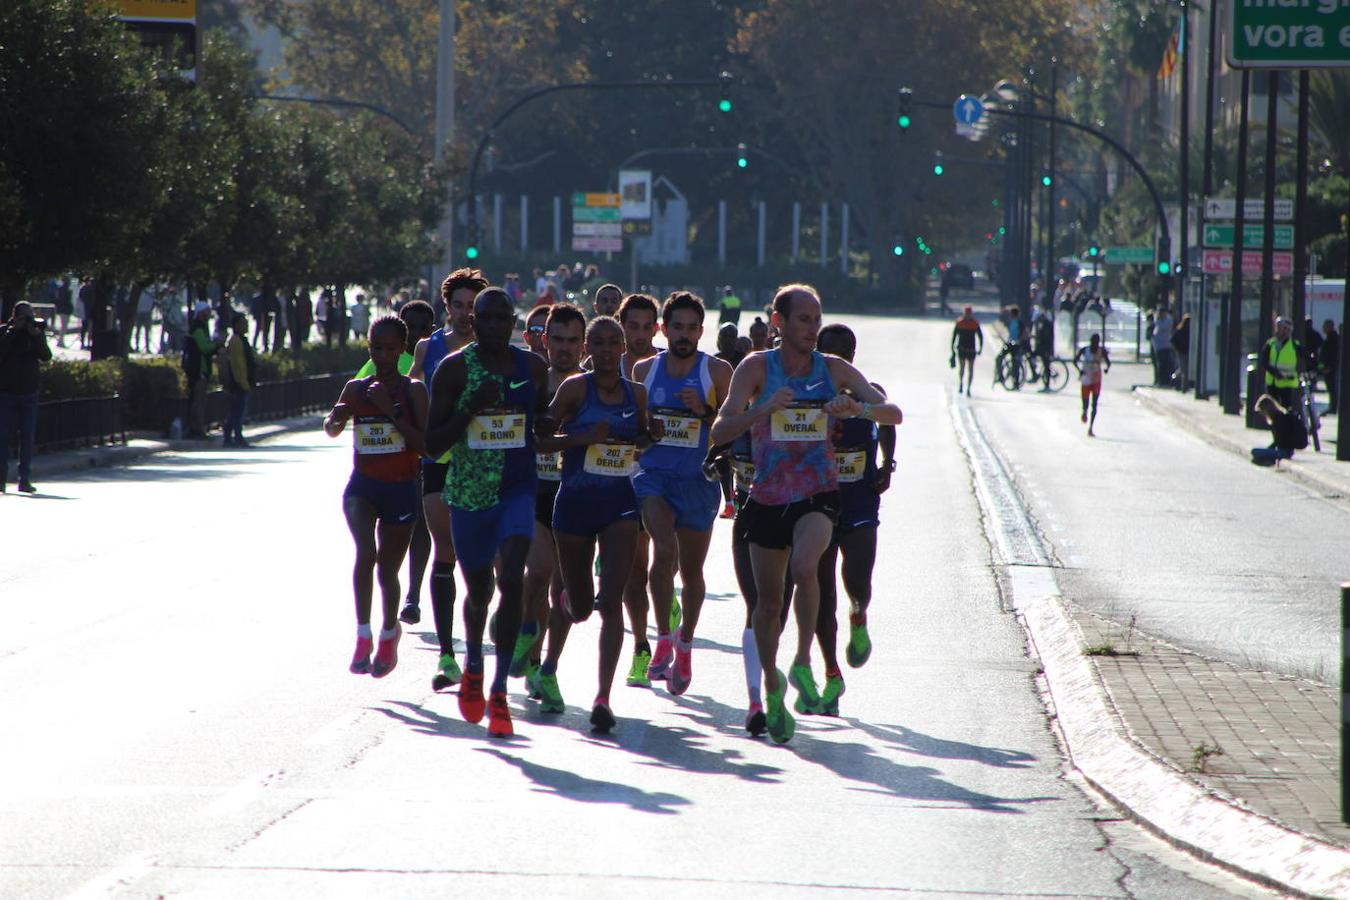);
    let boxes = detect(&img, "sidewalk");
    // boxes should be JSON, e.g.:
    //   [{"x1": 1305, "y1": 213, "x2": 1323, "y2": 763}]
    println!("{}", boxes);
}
[
  {"x1": 20, "y1": 414, "x2": 323, "y2": 486},
  {"x1": 1132, "y1": 382, "x2": 1348, "y2": 504},
  {"x1": 1058, "y1": 379, "x2": 1350, "y2": 892}
]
